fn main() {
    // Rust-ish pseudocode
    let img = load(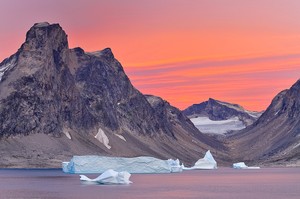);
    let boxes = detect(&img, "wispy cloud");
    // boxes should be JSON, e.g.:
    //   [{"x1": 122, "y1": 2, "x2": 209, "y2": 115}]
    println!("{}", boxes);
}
[{"x1": 124, "y1": 54, "x2": 300, "y2": 111}]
